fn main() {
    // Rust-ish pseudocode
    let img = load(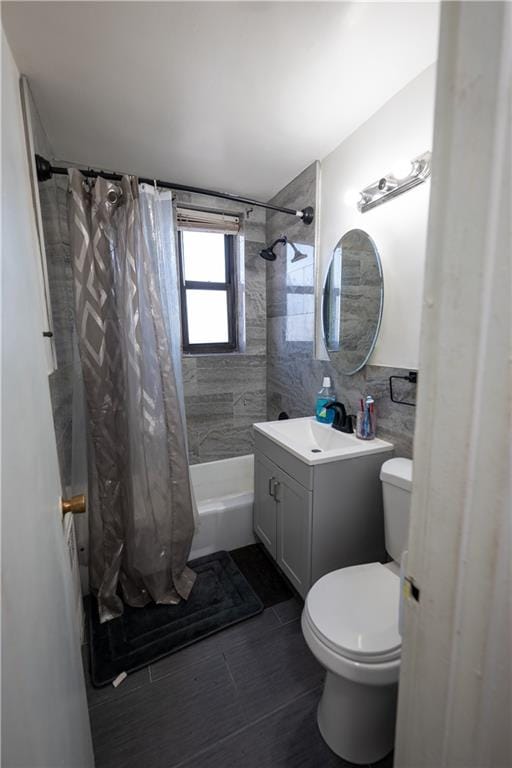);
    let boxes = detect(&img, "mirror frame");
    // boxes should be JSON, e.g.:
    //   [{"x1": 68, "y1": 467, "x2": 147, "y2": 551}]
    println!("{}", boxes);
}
[{"x1": 321, "y1": 228, "x2": 384, "y2": 375}]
